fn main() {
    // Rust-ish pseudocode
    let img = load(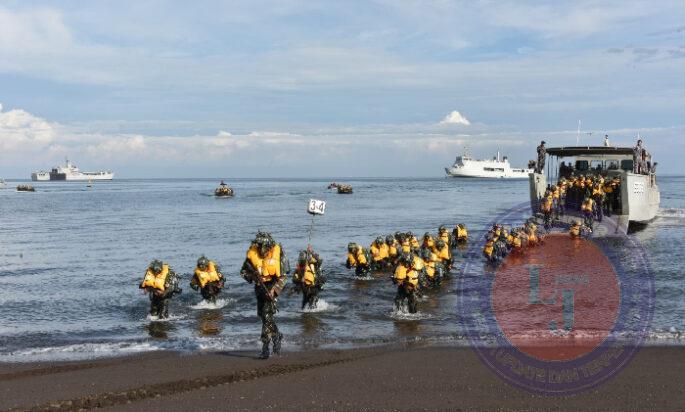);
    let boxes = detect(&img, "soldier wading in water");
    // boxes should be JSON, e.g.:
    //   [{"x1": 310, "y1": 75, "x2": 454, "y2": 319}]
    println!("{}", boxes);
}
[
  {"x1": 241, "y1": 232, "x2": 290, "y2": 359},
  {"x1": 139, "y1": 259, "x2": 182, "y2": 319}
]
